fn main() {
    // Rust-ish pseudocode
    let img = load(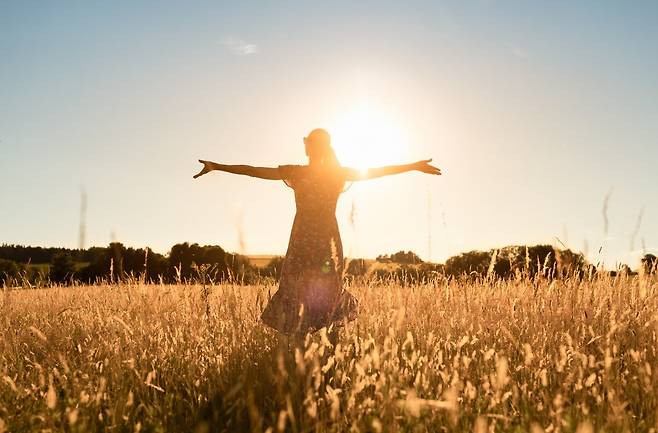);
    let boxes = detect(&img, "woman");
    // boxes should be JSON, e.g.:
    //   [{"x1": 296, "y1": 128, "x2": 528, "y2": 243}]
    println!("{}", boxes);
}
[{"x1": 193, "y1": 128, "x2": 440, "y2": 336}]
